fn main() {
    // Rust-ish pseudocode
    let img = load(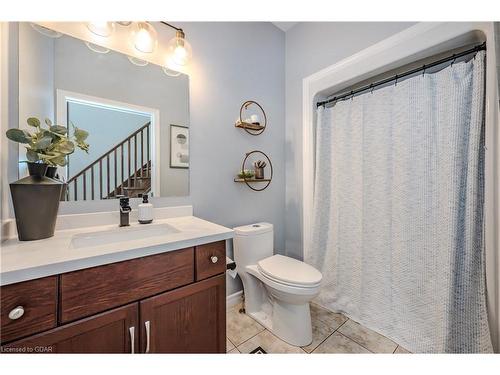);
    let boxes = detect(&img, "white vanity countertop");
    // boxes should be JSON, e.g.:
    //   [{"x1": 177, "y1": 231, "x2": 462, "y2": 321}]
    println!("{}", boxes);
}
[{"x1": 0, "y1": 215, "x2": 233, "y2": 286}]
